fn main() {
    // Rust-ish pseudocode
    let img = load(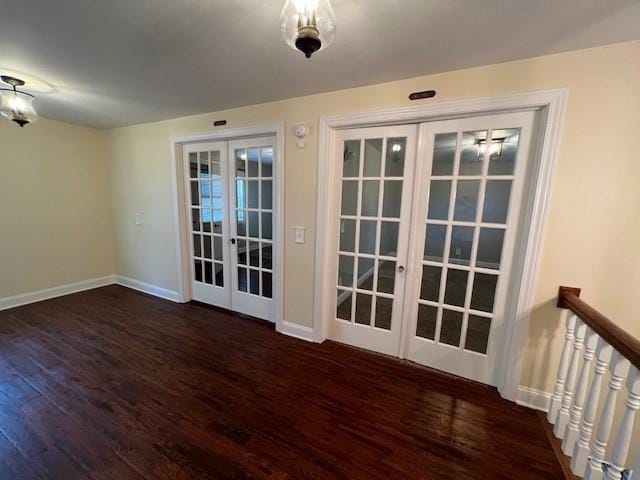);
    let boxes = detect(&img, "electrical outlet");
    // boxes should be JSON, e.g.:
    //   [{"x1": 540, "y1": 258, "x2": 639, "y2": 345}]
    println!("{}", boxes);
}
[
  {"x1": 294, "y1": 226, "x2": 305, "y2": 244},
  {"x1": 135, "y1": 213, "x2": 142, "y2": 225}
]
